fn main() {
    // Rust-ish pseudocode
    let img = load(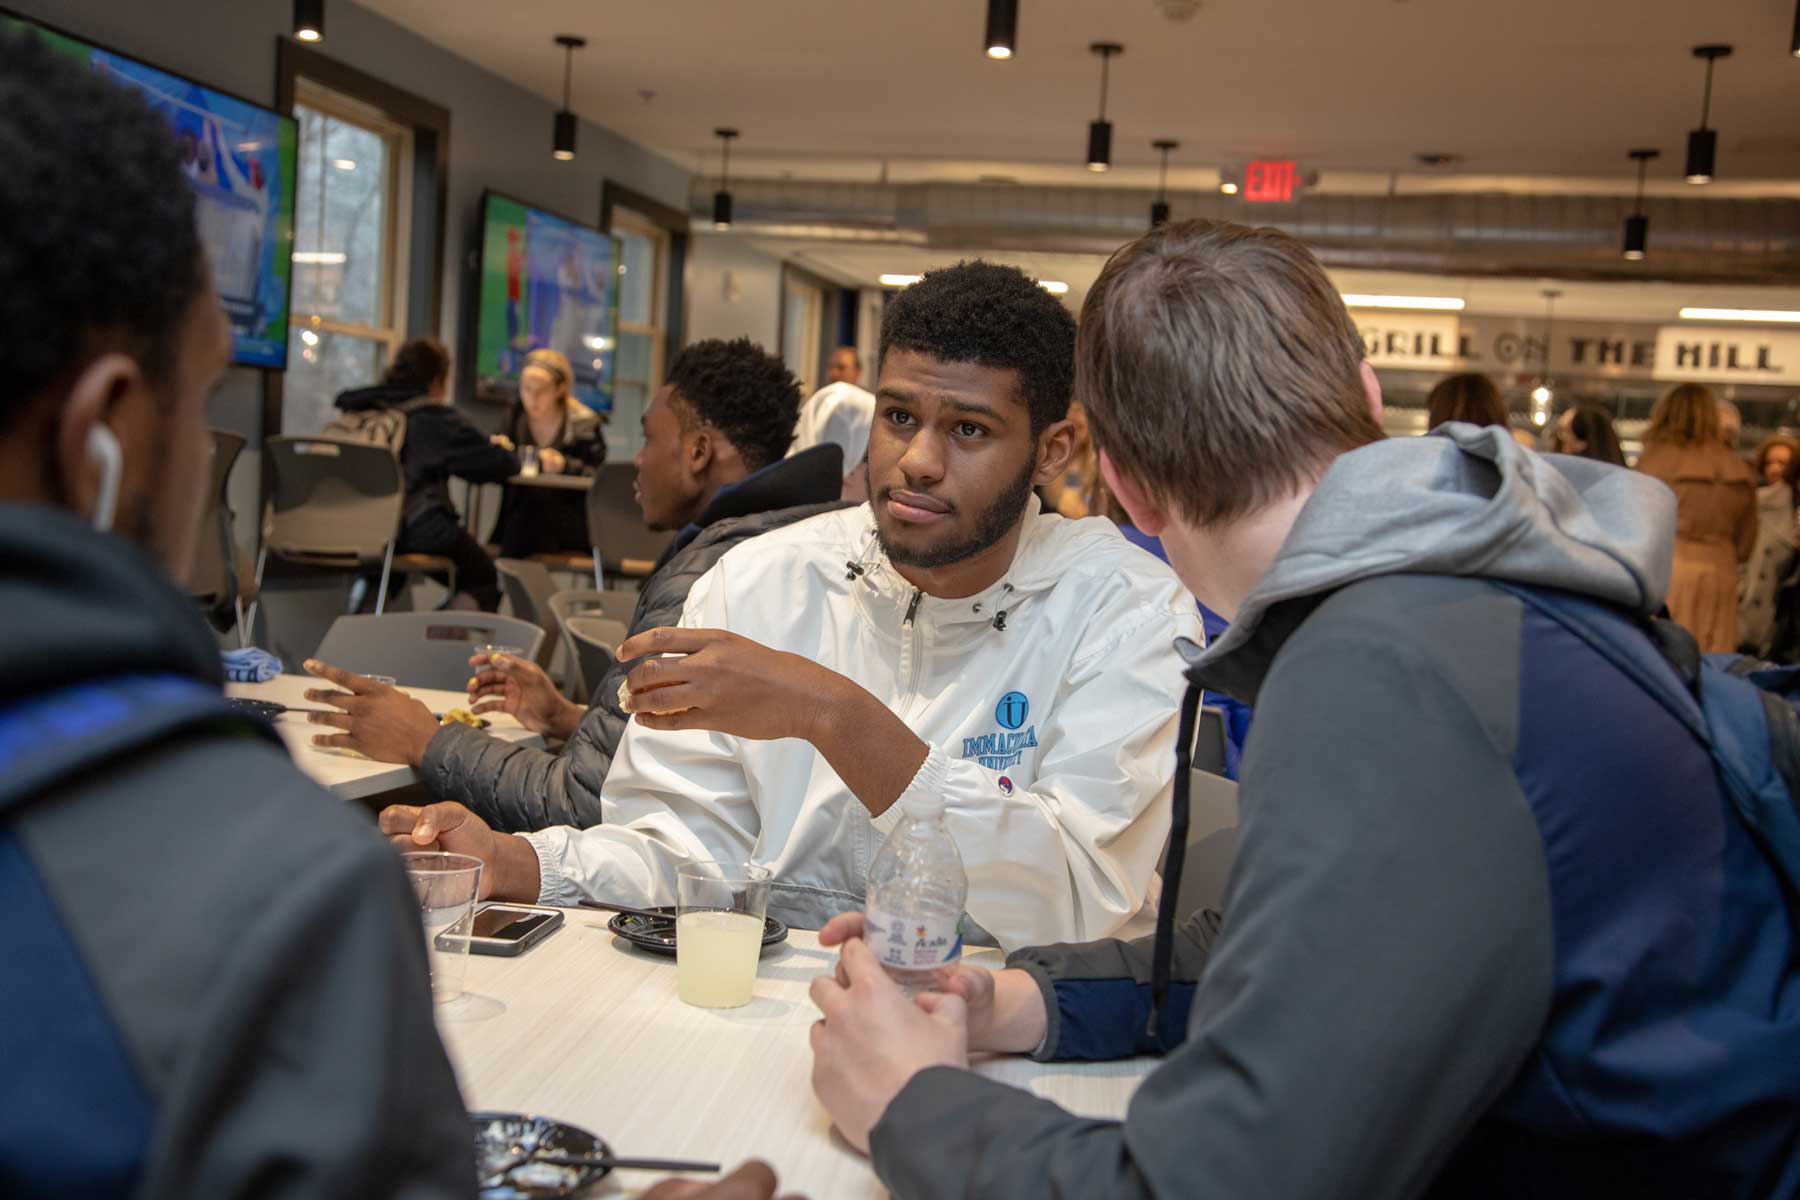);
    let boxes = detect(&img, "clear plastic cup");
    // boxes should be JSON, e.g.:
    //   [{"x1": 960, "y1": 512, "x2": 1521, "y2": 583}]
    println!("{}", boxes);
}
[
  {"x1": 404, "y1": 852, "x2": 483, "y2": 1003},
  {"x1": 675, "y1": 861, "x2": 771, "y2": 1009},
  {"x1": 518, "y1": 445, "x2": 540, "y2": 477}
]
